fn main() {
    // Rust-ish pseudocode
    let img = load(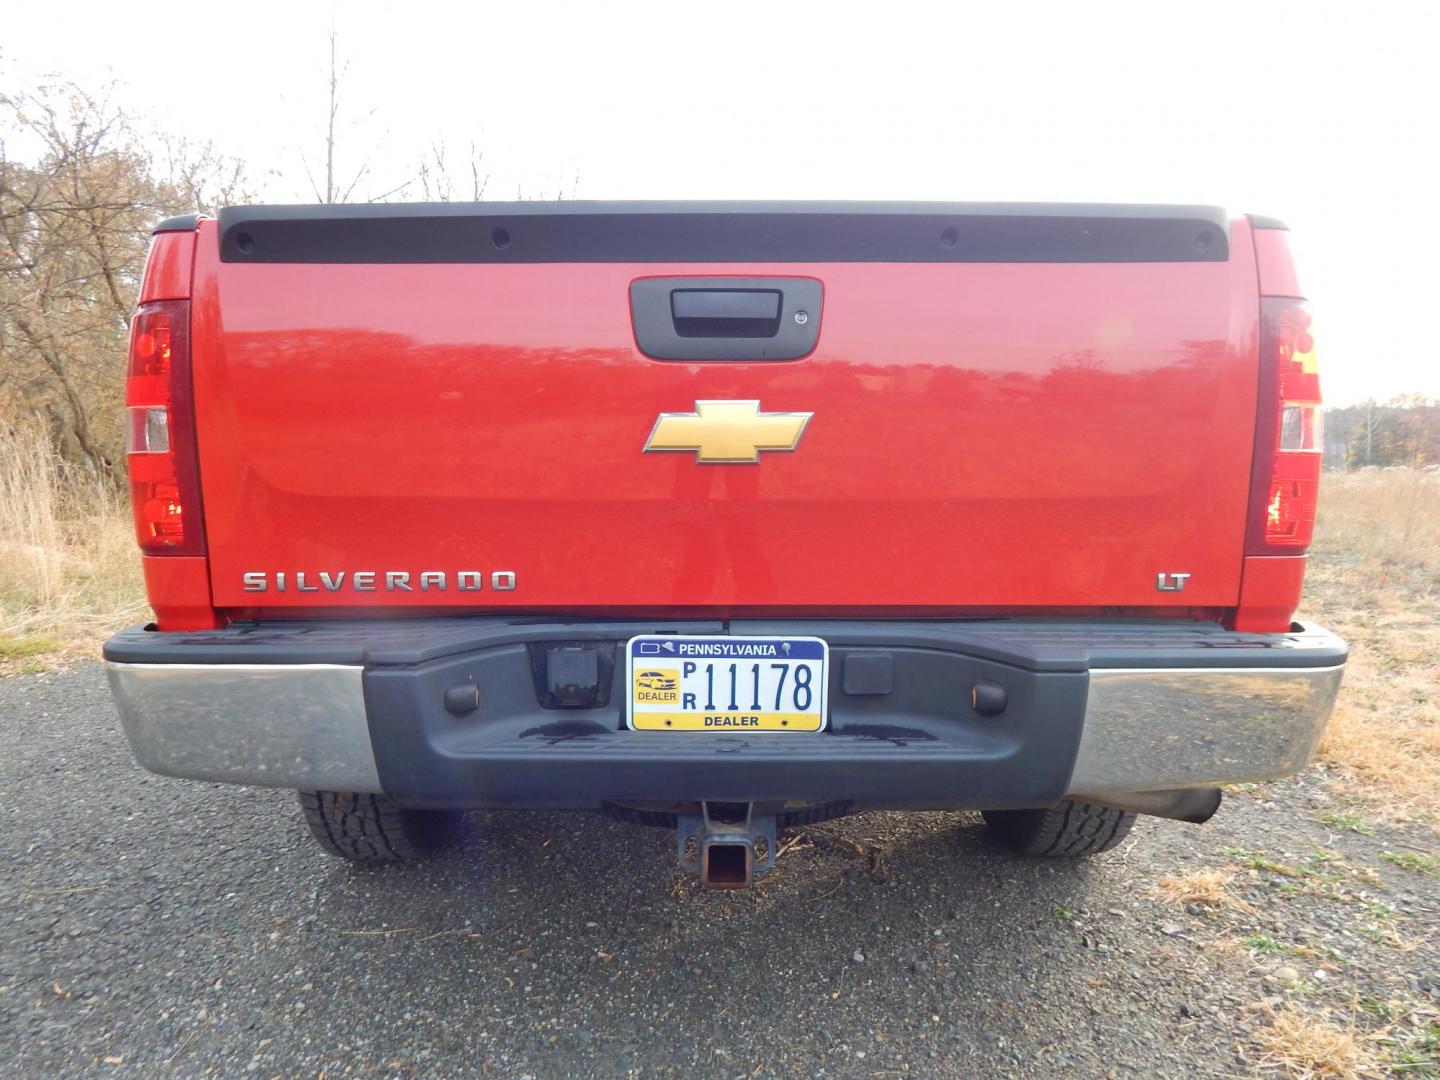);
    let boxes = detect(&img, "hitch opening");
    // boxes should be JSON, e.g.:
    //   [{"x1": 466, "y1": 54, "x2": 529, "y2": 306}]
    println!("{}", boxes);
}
[
  {"x1": 702, "y1": 841, "x2": 752, "y2": 888},
  {"x1": 677, "y1": 802, "x2": 777, "y2": 889}
]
